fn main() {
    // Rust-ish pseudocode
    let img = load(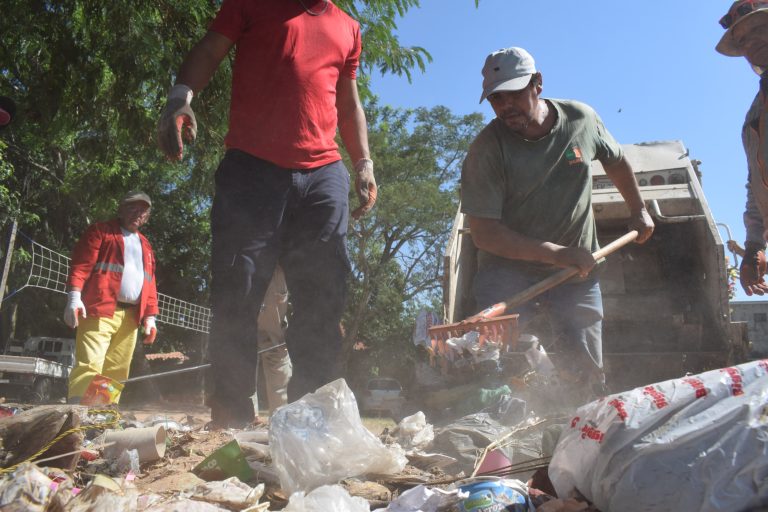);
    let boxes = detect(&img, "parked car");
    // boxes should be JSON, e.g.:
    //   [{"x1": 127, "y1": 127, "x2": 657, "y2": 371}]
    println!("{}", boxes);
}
[
  {"x1": 359, "y1": 377, "x2": 406, "y2": 419},
  {"x1": 0, "y1": 337, "x2": 75, "y2": 402}
]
